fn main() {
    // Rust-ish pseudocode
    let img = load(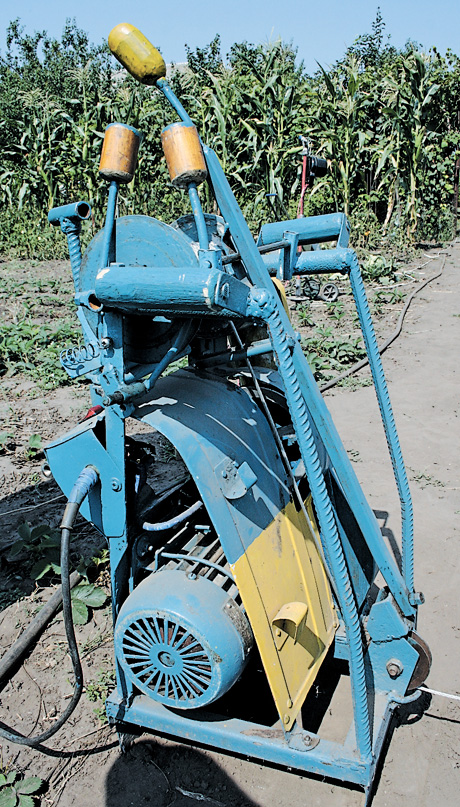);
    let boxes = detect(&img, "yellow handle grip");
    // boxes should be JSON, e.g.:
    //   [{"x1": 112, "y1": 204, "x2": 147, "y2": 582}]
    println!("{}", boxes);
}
[{"x1": 108, "y1": 23, "x2": 166, "y2": 85}]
